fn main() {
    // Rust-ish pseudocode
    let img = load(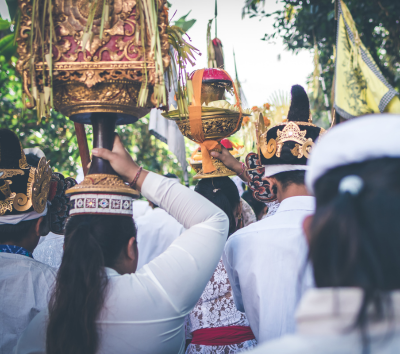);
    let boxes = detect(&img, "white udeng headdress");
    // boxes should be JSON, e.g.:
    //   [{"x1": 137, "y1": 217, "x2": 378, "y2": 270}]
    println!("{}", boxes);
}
[{"x1": 306, "y1": 114, "x2": 400, "y2": 194}]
